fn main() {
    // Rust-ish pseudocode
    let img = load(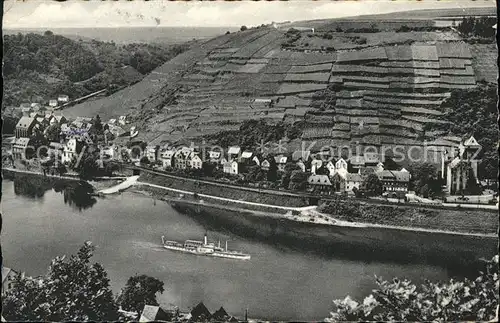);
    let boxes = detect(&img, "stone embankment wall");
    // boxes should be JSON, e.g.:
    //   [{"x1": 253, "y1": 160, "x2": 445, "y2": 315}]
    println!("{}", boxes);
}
[{"x1": 139, "y1": 171, "x2": 310, "y2": 207}]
